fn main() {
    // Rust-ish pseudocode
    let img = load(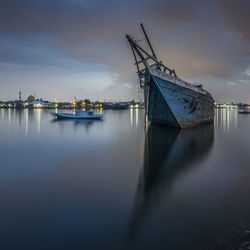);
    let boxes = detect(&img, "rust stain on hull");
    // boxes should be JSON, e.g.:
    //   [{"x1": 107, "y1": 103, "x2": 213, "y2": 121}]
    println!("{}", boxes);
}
[{"x1": 145, "y1": 74, "x2": 214, "y2": 128}]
